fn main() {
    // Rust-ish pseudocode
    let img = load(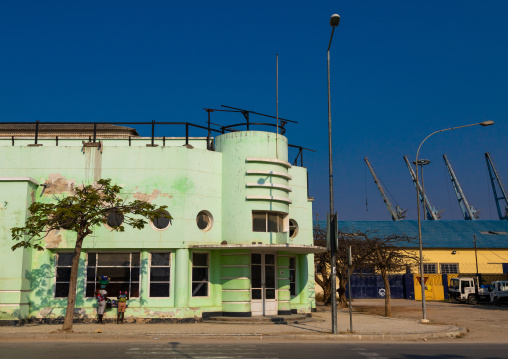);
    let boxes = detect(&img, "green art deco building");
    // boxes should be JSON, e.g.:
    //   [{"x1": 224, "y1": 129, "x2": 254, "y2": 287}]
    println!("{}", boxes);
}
[{"x1": 0, "y1": 123, "x2": 321, "y2": 323}]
